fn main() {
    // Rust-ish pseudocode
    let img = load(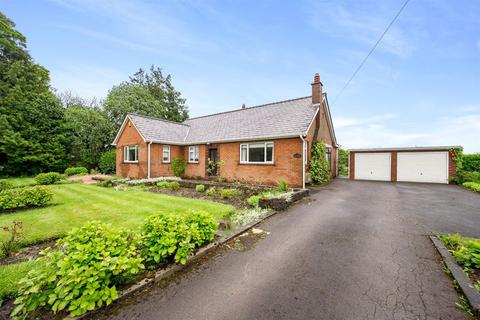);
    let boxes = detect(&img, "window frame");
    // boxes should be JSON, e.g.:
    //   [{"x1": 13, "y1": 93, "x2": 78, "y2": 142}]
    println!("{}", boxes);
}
[
  {"x1": 188, "y1": 146, "x2": 200, "y2": 163},
  {"x1": 162, "y1": 145, "x2": 170, "y2": 163},
  {"x1": 123, "y1": 145, "x2": 139, "y2": 163},
  {"x1": 239, "y1": 142, "x2": 274, "y2": 164}
]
